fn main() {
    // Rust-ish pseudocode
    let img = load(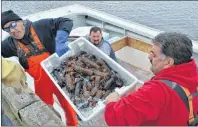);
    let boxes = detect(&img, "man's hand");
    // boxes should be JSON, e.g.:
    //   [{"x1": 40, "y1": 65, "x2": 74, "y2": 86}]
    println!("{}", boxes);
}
[
  {"x1": 2, "y1": 62, "x2": 28, "y2": 94},
  {"x1": 55, "y1": 30, "x2": 69, "y2": 57},
  {"x1": 105, "y1": 91, "x2": 121, "y2": 104}
]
